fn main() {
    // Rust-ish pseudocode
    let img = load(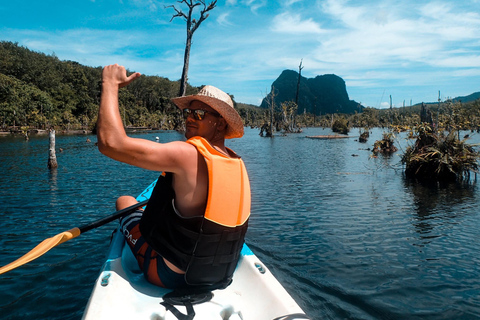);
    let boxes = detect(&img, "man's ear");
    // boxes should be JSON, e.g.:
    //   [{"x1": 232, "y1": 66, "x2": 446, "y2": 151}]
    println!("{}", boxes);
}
[{"x1": 218, "y1": 117, "x2": 228, "y2": 131}]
